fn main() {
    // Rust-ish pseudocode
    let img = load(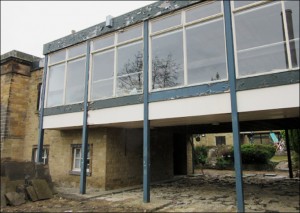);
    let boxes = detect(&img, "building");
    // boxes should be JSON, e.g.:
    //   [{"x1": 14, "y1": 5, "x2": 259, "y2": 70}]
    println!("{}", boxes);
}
[{"x1": 1, "y1": 1, "x2": 299, "y2": 211}]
